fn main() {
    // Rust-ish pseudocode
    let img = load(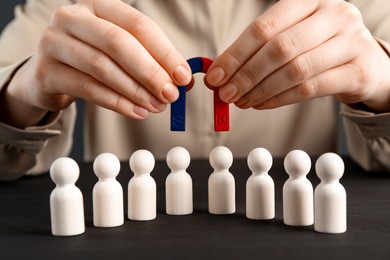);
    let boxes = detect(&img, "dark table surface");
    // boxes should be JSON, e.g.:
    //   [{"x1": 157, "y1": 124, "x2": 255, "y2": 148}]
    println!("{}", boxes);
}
[{"x1": 0, "y1": 157, "x2": 389, "y2": 259}]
